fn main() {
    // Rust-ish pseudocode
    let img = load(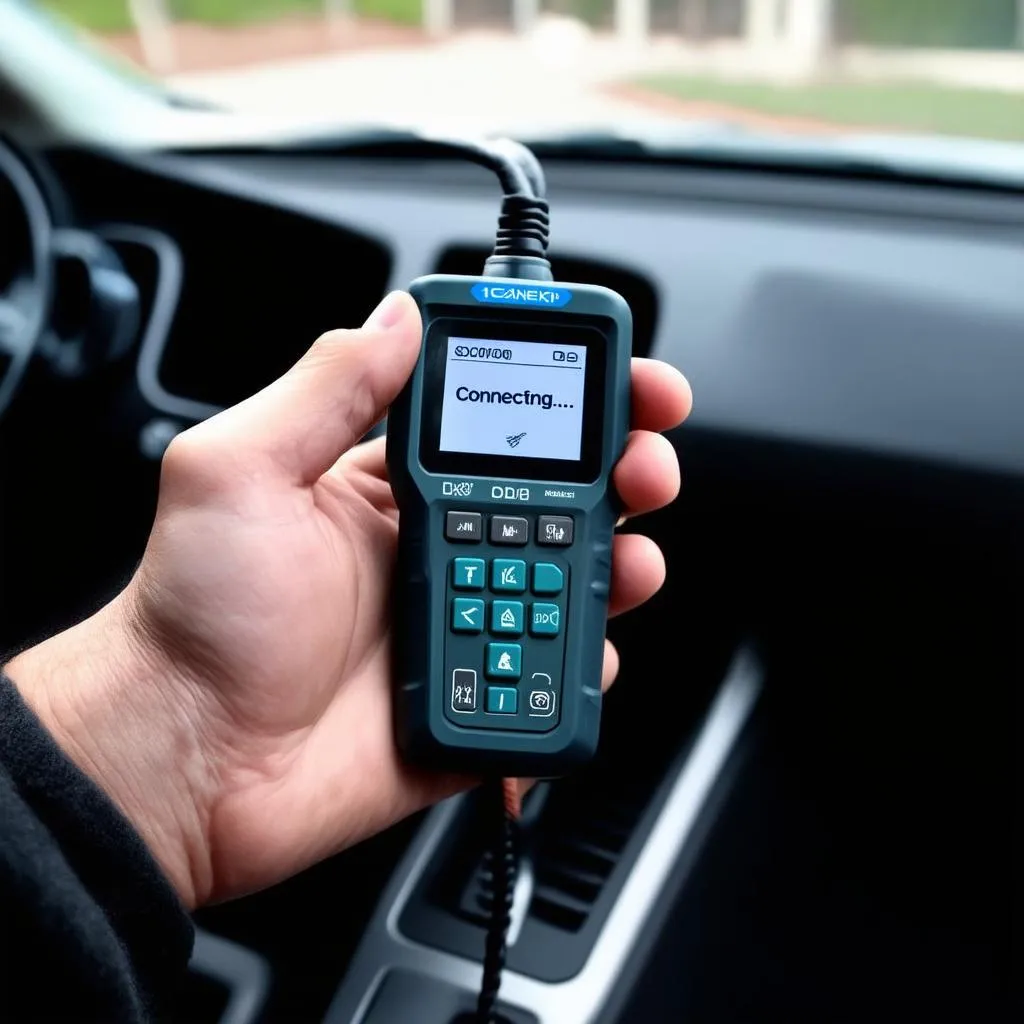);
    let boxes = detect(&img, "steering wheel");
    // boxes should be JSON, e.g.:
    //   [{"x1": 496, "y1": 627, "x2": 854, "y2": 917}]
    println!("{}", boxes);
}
[{"x1": 0, "y1": 138, "x2": 53, "y2": 417}]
